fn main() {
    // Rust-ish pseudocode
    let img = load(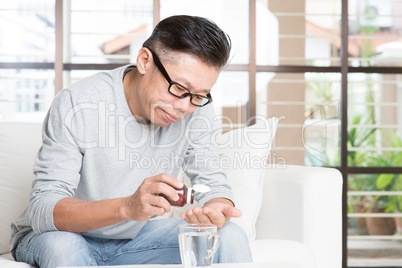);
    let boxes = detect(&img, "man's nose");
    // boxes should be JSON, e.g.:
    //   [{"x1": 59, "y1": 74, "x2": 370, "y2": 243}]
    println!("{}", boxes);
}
[{"x1": 173, "y1": 95, "x2": 191, "y2": 114}]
